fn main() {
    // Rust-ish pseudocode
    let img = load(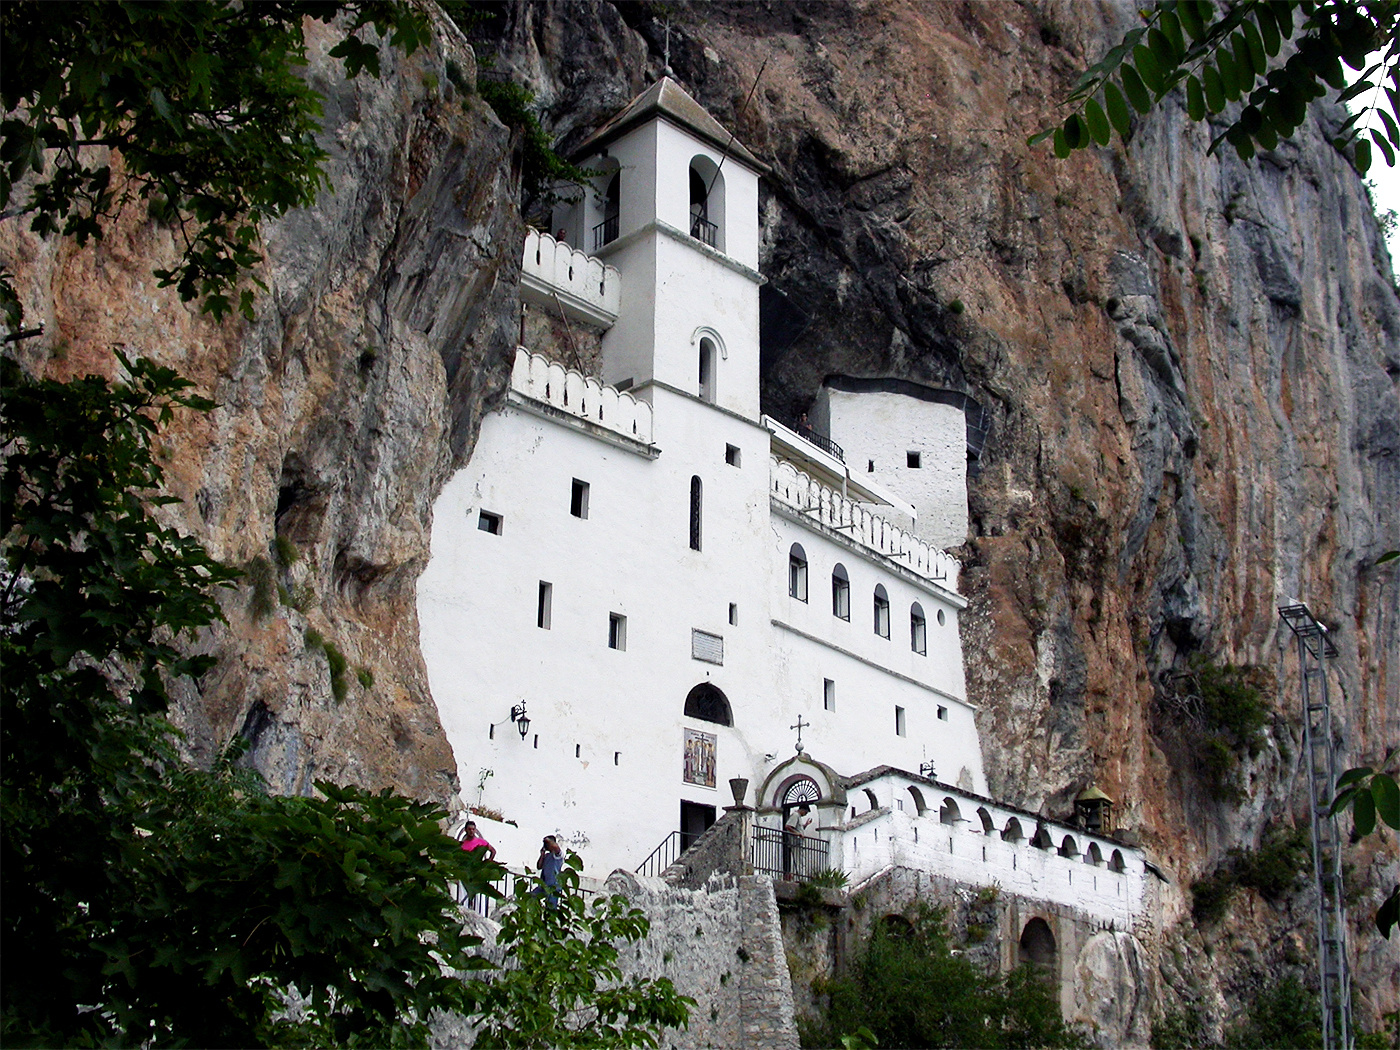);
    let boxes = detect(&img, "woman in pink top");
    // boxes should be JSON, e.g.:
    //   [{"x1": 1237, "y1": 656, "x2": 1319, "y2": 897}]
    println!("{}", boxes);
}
[{"x1": 459, "y1": 820, "x2": 497, "y2": 861}]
